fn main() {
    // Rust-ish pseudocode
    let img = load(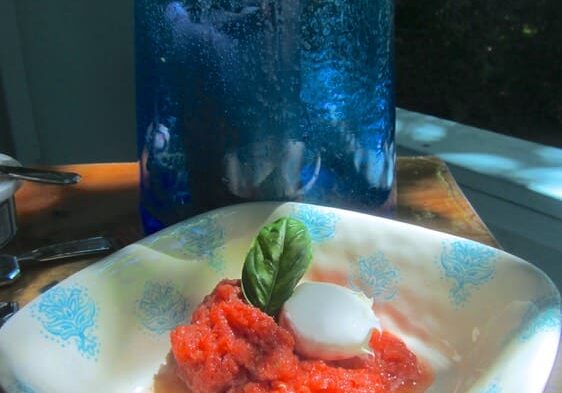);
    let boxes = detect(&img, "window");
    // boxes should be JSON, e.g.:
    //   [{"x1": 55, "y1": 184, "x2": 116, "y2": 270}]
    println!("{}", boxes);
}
[{"x1": 396, "y1": 0, "x2": 562, "y2": 148}]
